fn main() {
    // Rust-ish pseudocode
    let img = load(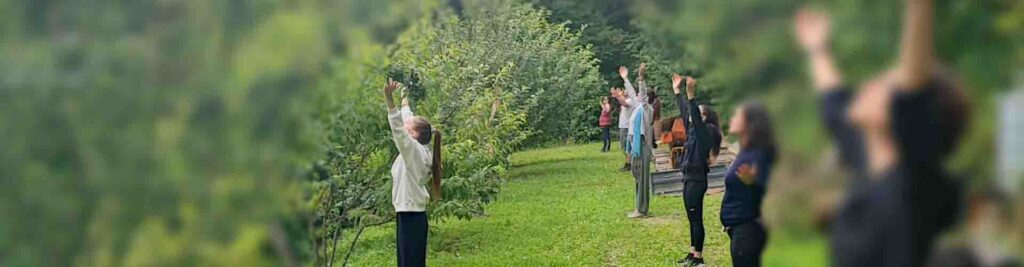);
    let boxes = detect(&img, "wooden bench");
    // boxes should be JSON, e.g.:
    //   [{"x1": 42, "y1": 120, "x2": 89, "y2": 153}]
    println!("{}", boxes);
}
[{"x1": 651, "y1": 141, "x2": 735, "y2": 196}]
